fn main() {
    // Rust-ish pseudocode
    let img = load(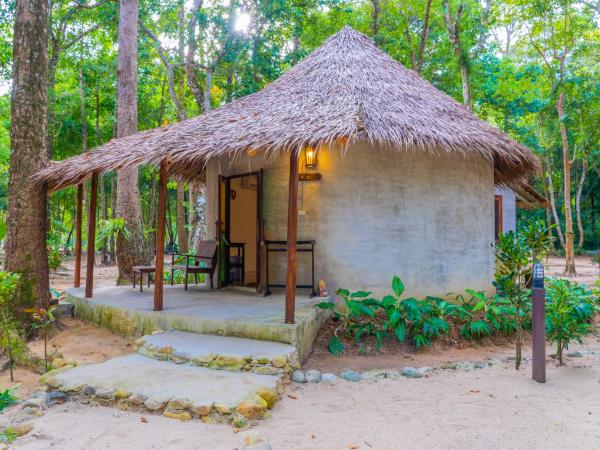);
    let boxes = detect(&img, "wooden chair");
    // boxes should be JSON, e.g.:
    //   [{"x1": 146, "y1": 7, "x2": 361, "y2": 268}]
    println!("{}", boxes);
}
[{"x1": 170, "y1": 240, "x2": 218, "y2": 290}]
